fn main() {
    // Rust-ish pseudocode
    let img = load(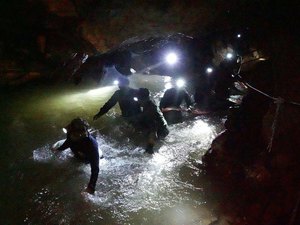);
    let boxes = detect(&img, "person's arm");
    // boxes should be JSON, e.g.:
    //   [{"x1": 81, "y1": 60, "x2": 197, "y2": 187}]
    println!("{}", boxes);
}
[
  {"x1": 183, "y1": 90, "x2": 193, "y2": 108},
  {"x1": 86, "y1": 141, "x2": 100, "y2": 194},
  {"x1": 93, "y1": 91, "x2": 119, "y2": 120},
  {"x1": 159, "y1": 96, "x2": 166, "y2": 109},
  {"x1": 56, "y1": 138, "x2": 71, "y2": 151}
]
